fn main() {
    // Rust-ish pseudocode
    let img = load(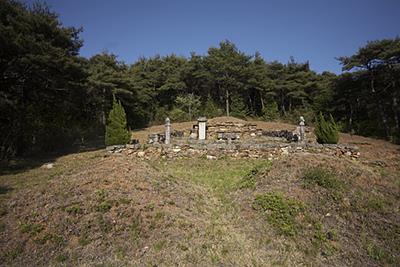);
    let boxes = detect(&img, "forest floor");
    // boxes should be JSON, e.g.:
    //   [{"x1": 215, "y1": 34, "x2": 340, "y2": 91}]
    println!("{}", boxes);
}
[{"x1": 0, "y1": 117, "x2": 399, "y2": 266}]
